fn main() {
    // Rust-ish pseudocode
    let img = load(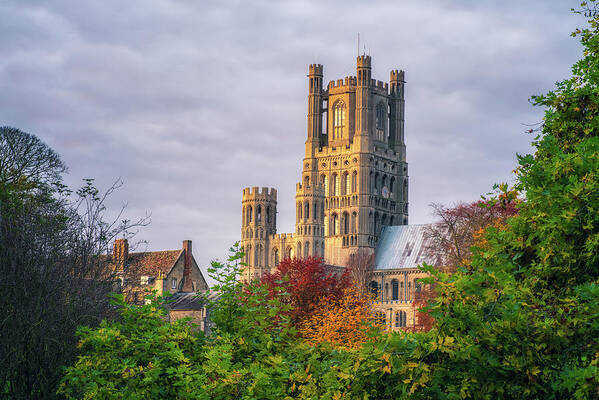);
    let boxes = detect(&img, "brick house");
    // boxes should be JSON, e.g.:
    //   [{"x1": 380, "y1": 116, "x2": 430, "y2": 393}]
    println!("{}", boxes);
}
[{"x1": 111, "y1": 239, "x2": 211, "y2": 330}]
